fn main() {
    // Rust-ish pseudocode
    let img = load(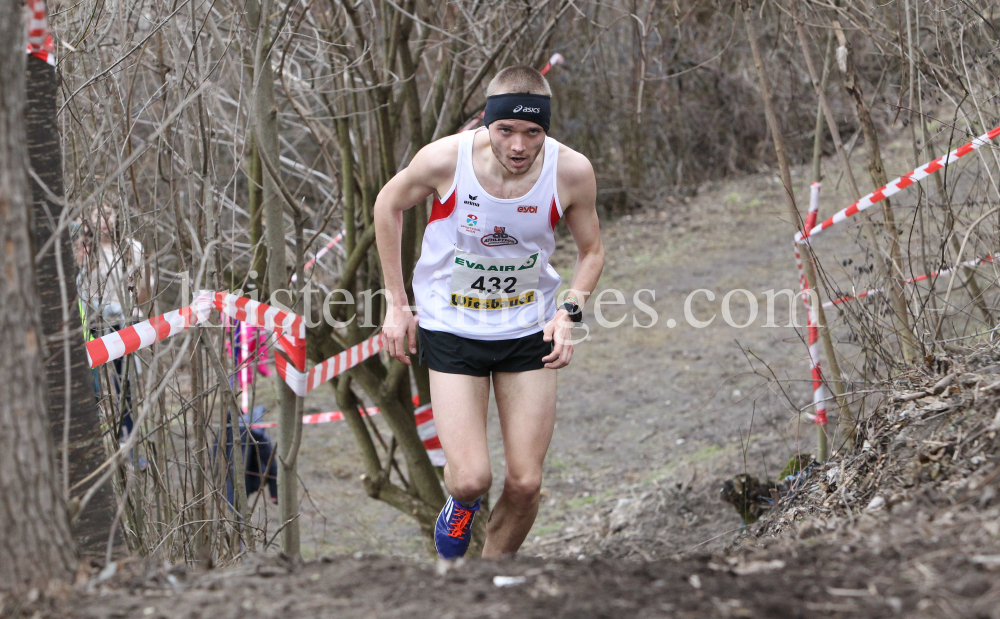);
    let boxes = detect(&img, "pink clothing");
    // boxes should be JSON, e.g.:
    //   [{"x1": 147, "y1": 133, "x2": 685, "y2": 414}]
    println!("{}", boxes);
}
[{"x1": 226, "y1": 323, "x2": 272, "y2": 383}]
